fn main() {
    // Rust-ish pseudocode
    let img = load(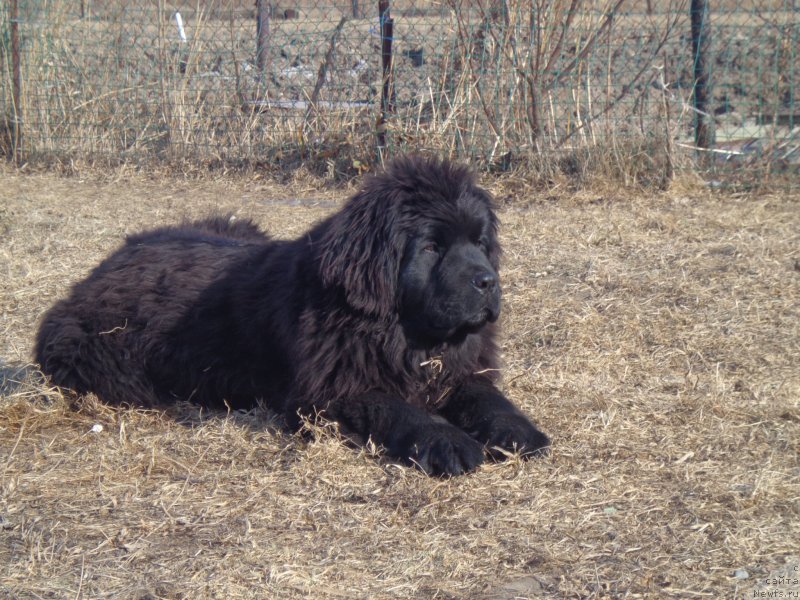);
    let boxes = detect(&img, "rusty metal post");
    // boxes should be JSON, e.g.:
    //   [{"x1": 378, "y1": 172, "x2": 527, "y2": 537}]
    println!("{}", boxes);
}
[
  {"x1": 10, "y1": 0, "x2": 23, "y2": 162},
  {"x1": 691, "y1": 0, "x2": 715, "y2": 151},
  {"x1": 256, "y1": 0, "x2": 271, "y2": 79},
  {"x1": 377, "y1": 0, "x2": 395, "y2": 150}
]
